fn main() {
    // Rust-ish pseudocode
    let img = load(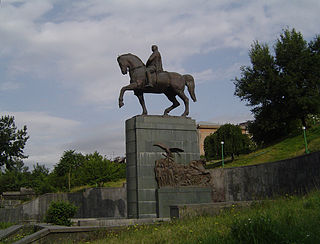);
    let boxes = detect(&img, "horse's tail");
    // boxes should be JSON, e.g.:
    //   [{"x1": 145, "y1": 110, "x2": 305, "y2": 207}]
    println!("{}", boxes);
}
[{"x1": 183, "y1": 74, "x2": 197, "y2": 102}]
